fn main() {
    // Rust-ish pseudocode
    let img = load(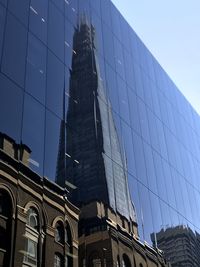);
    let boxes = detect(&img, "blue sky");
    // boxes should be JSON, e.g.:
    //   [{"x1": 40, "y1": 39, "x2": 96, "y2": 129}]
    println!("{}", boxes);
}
[{"x1": 111, "y1": 0, "x2": 200, "y2": 115}]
